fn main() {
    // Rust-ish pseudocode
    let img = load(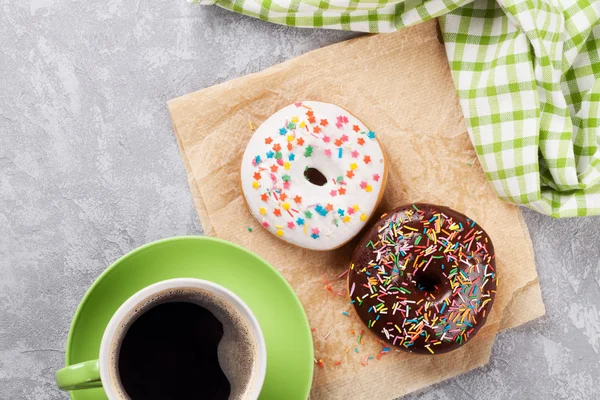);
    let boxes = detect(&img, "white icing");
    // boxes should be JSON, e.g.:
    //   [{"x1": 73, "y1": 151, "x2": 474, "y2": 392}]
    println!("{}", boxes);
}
[{"x1": 241, "y1": 101, "x2": 386, "y2": 250}]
